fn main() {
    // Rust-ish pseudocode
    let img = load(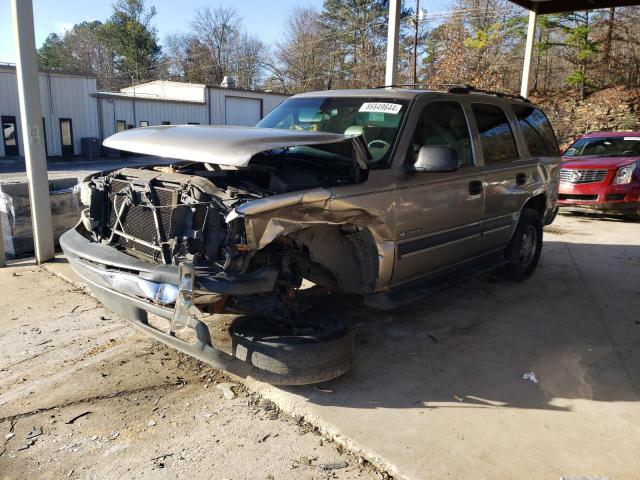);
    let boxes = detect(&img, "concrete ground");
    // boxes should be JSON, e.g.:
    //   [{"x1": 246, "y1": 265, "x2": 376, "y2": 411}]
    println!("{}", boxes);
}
[
  {"x1": 0, "y1": 264, "x2": 379, "y2": 479},
  {"x1": 0, "y1": 156, "x2": 175, "y2": 184},
  {"x1": 1, "y1": 212, "x2": 639, "y2": 479}
]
